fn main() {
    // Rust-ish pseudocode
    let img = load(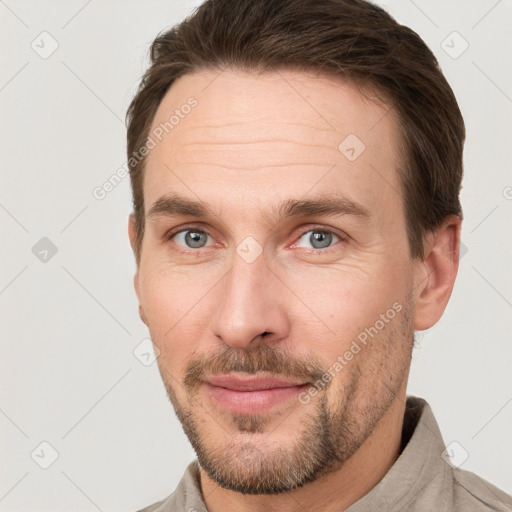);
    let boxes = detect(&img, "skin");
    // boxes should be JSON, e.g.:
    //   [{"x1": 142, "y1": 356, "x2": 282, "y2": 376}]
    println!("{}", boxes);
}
[{"x1": 128, "y1": 68, "x2": 461, "y2": 512}]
